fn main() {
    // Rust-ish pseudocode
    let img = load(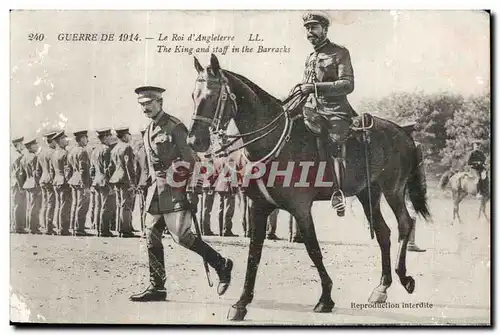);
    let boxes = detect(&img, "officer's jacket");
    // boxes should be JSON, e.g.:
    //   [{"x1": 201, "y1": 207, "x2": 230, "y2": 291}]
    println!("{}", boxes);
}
[
  {"x1": 467, "y1": 149, "x2": 486, "y2": 166},
  {"x1": 109, "y1": 141, "x2": 135, "y2": 185},
  {"x1": 134, "y1": 143, "x2": 149, "y2": 187},
  {"x1": 22, "y1": 150, "x2": 42, "y2": 190},
  {"x1": 11, "y1": 150, "x2": 26, "y2": 188},
  {"x1": 51, "y1": 148, "x2": 71, "y2": 186},
  {"x1": 37, "y1": 147, "x2": 55, "y2": 185},
  {"x1": 90, "y1": 143, "x2": 112, "y2": 187},
  {"x1": 68, "y1": 145, "x2": 91, "y2": 188},
  {"x1": 144, "y1": 111, "x2": 199, "y2": 214},
  {"x1": 303, "y1": 39, "x2": 356, "y2": 117}
]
